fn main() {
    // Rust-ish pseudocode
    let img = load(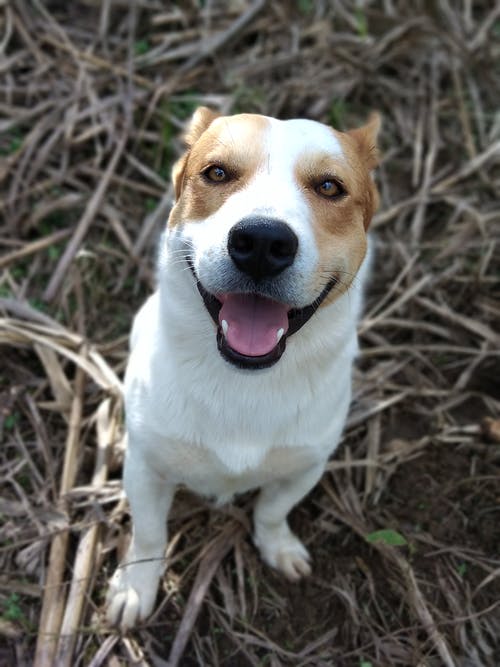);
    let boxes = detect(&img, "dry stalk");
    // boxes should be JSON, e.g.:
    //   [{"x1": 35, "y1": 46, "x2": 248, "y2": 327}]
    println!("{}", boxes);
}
[
  {"x1": 33, "y1": 365, "x2": 86, "y2": 667},
  {"x1": 54, "y1": 397, "x2": 117, "y2": 666},
  {"x1": 0, "y1": 229, "x2": 72, "y2": 271},
  {"x1": 43, "y1": 132, "x2": 128, "y2": 302},
  {"x1": 1, "y1": 2, "x2": 499, "y2": 664},
  {"x1": 167, "y1": 523, "x2": 244, "y2": 667},
  {"x1": 321, "y1": 478, "x2": 457, "y2": 667}
]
